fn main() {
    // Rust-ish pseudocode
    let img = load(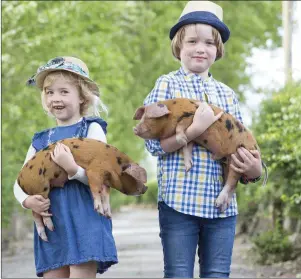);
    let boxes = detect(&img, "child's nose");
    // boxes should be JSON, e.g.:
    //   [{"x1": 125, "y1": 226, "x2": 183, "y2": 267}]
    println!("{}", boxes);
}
[
  {"x1": 50, "y1": 93, "x2": 61, "y2": 101},
  {"x1": 196, "y1": 43, "x2": 205, "y2": 53}
]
